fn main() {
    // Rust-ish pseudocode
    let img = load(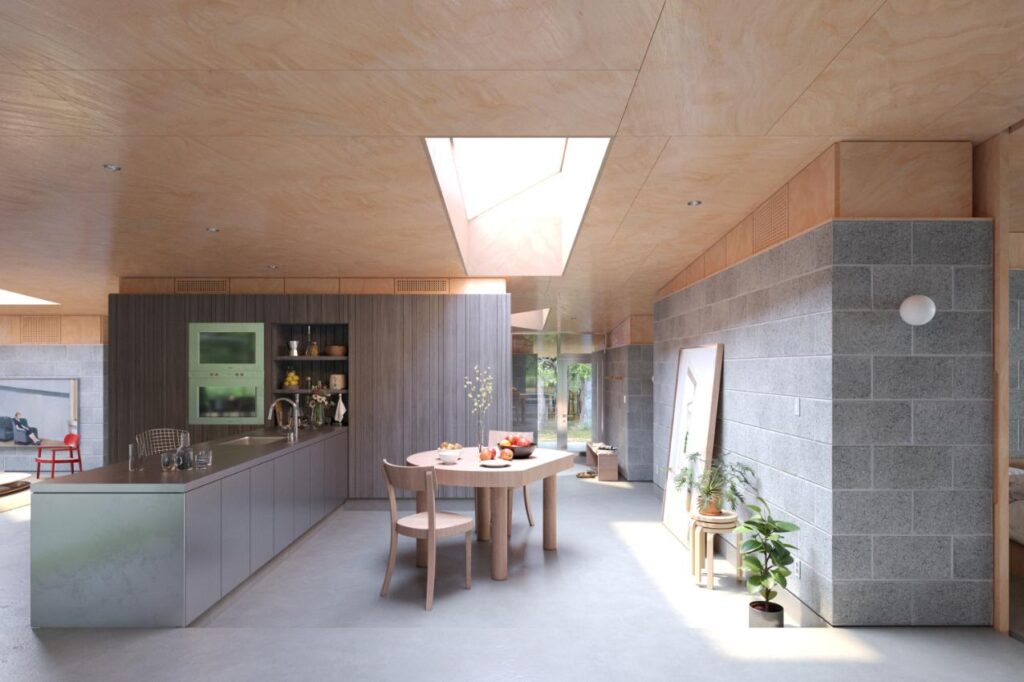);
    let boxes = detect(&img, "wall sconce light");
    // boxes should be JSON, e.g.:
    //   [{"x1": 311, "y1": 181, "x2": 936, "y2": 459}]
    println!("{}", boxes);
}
[{"x1": 899, "y1": 295, "x2": 936, "y2": 326}]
